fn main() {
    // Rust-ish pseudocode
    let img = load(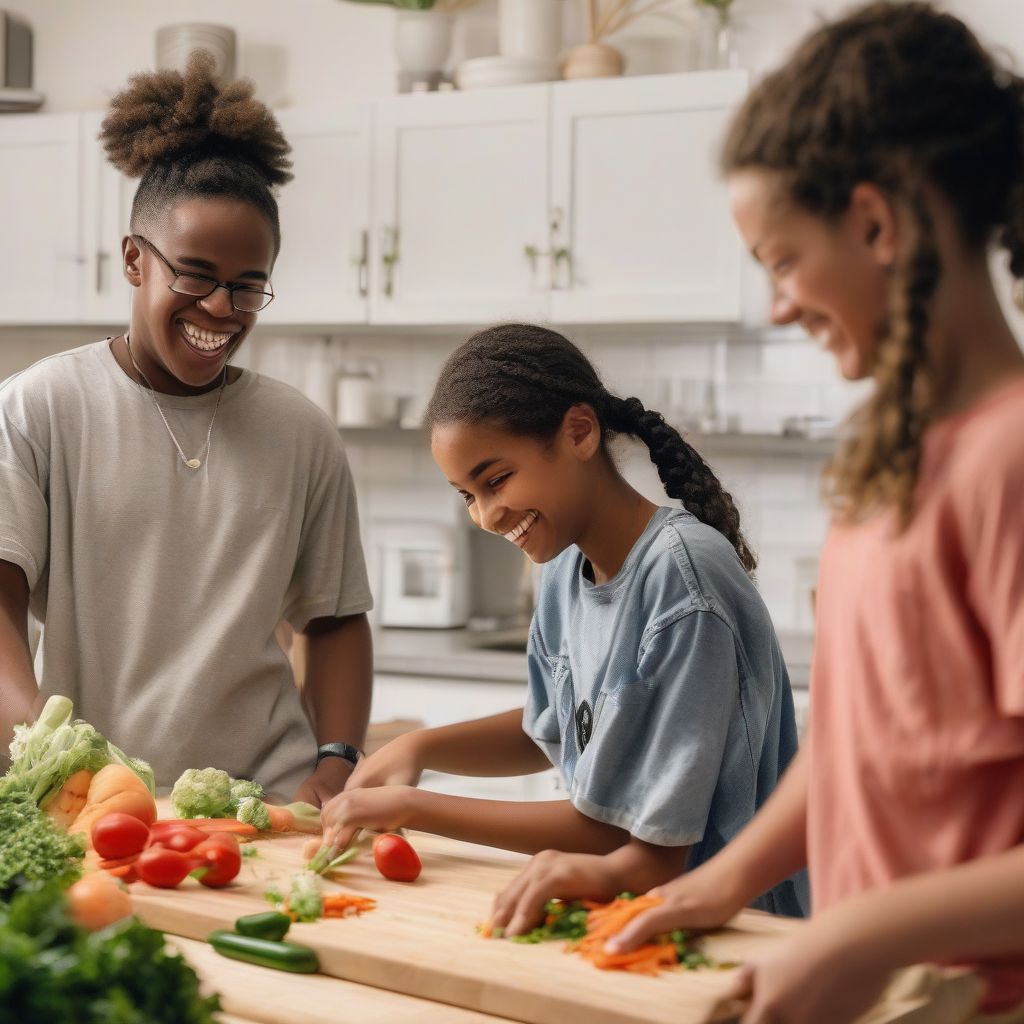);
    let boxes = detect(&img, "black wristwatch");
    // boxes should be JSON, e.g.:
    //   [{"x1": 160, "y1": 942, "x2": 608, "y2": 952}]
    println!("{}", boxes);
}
[{"x1": 315, "y1": 742, "x2": 363, "y2": 770}]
